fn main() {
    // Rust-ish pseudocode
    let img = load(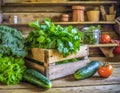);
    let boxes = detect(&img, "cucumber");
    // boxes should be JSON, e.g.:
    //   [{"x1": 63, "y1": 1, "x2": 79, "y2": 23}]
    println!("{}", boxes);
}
[
  {"x1": 23, "y1": 68, "x2": 52, "y2": 89},
  {"x1": 74, "y1": 60, "x2": 101, "y2": 80}
]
